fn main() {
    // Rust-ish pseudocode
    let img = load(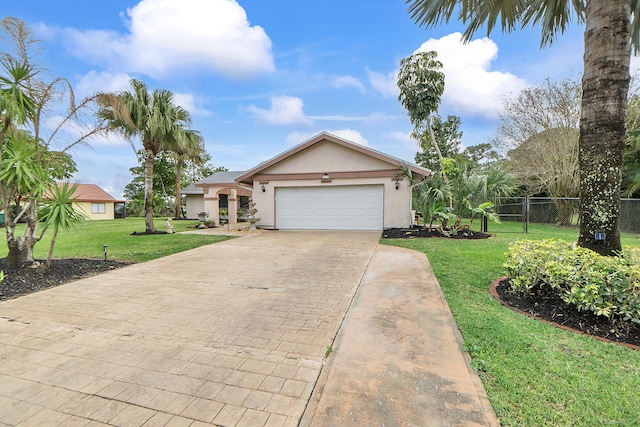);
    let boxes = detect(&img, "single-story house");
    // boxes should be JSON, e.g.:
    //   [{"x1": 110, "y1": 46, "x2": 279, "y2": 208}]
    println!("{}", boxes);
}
[
  {"x1": 235, "y1": 132, "x2": 430, "y2": 230},
  {"x1": 49, "y1": 183, "x2": 126, "y2": 220},
  {"x1": 183, "y1": 171, "x2": 252, "y2": 224}
]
